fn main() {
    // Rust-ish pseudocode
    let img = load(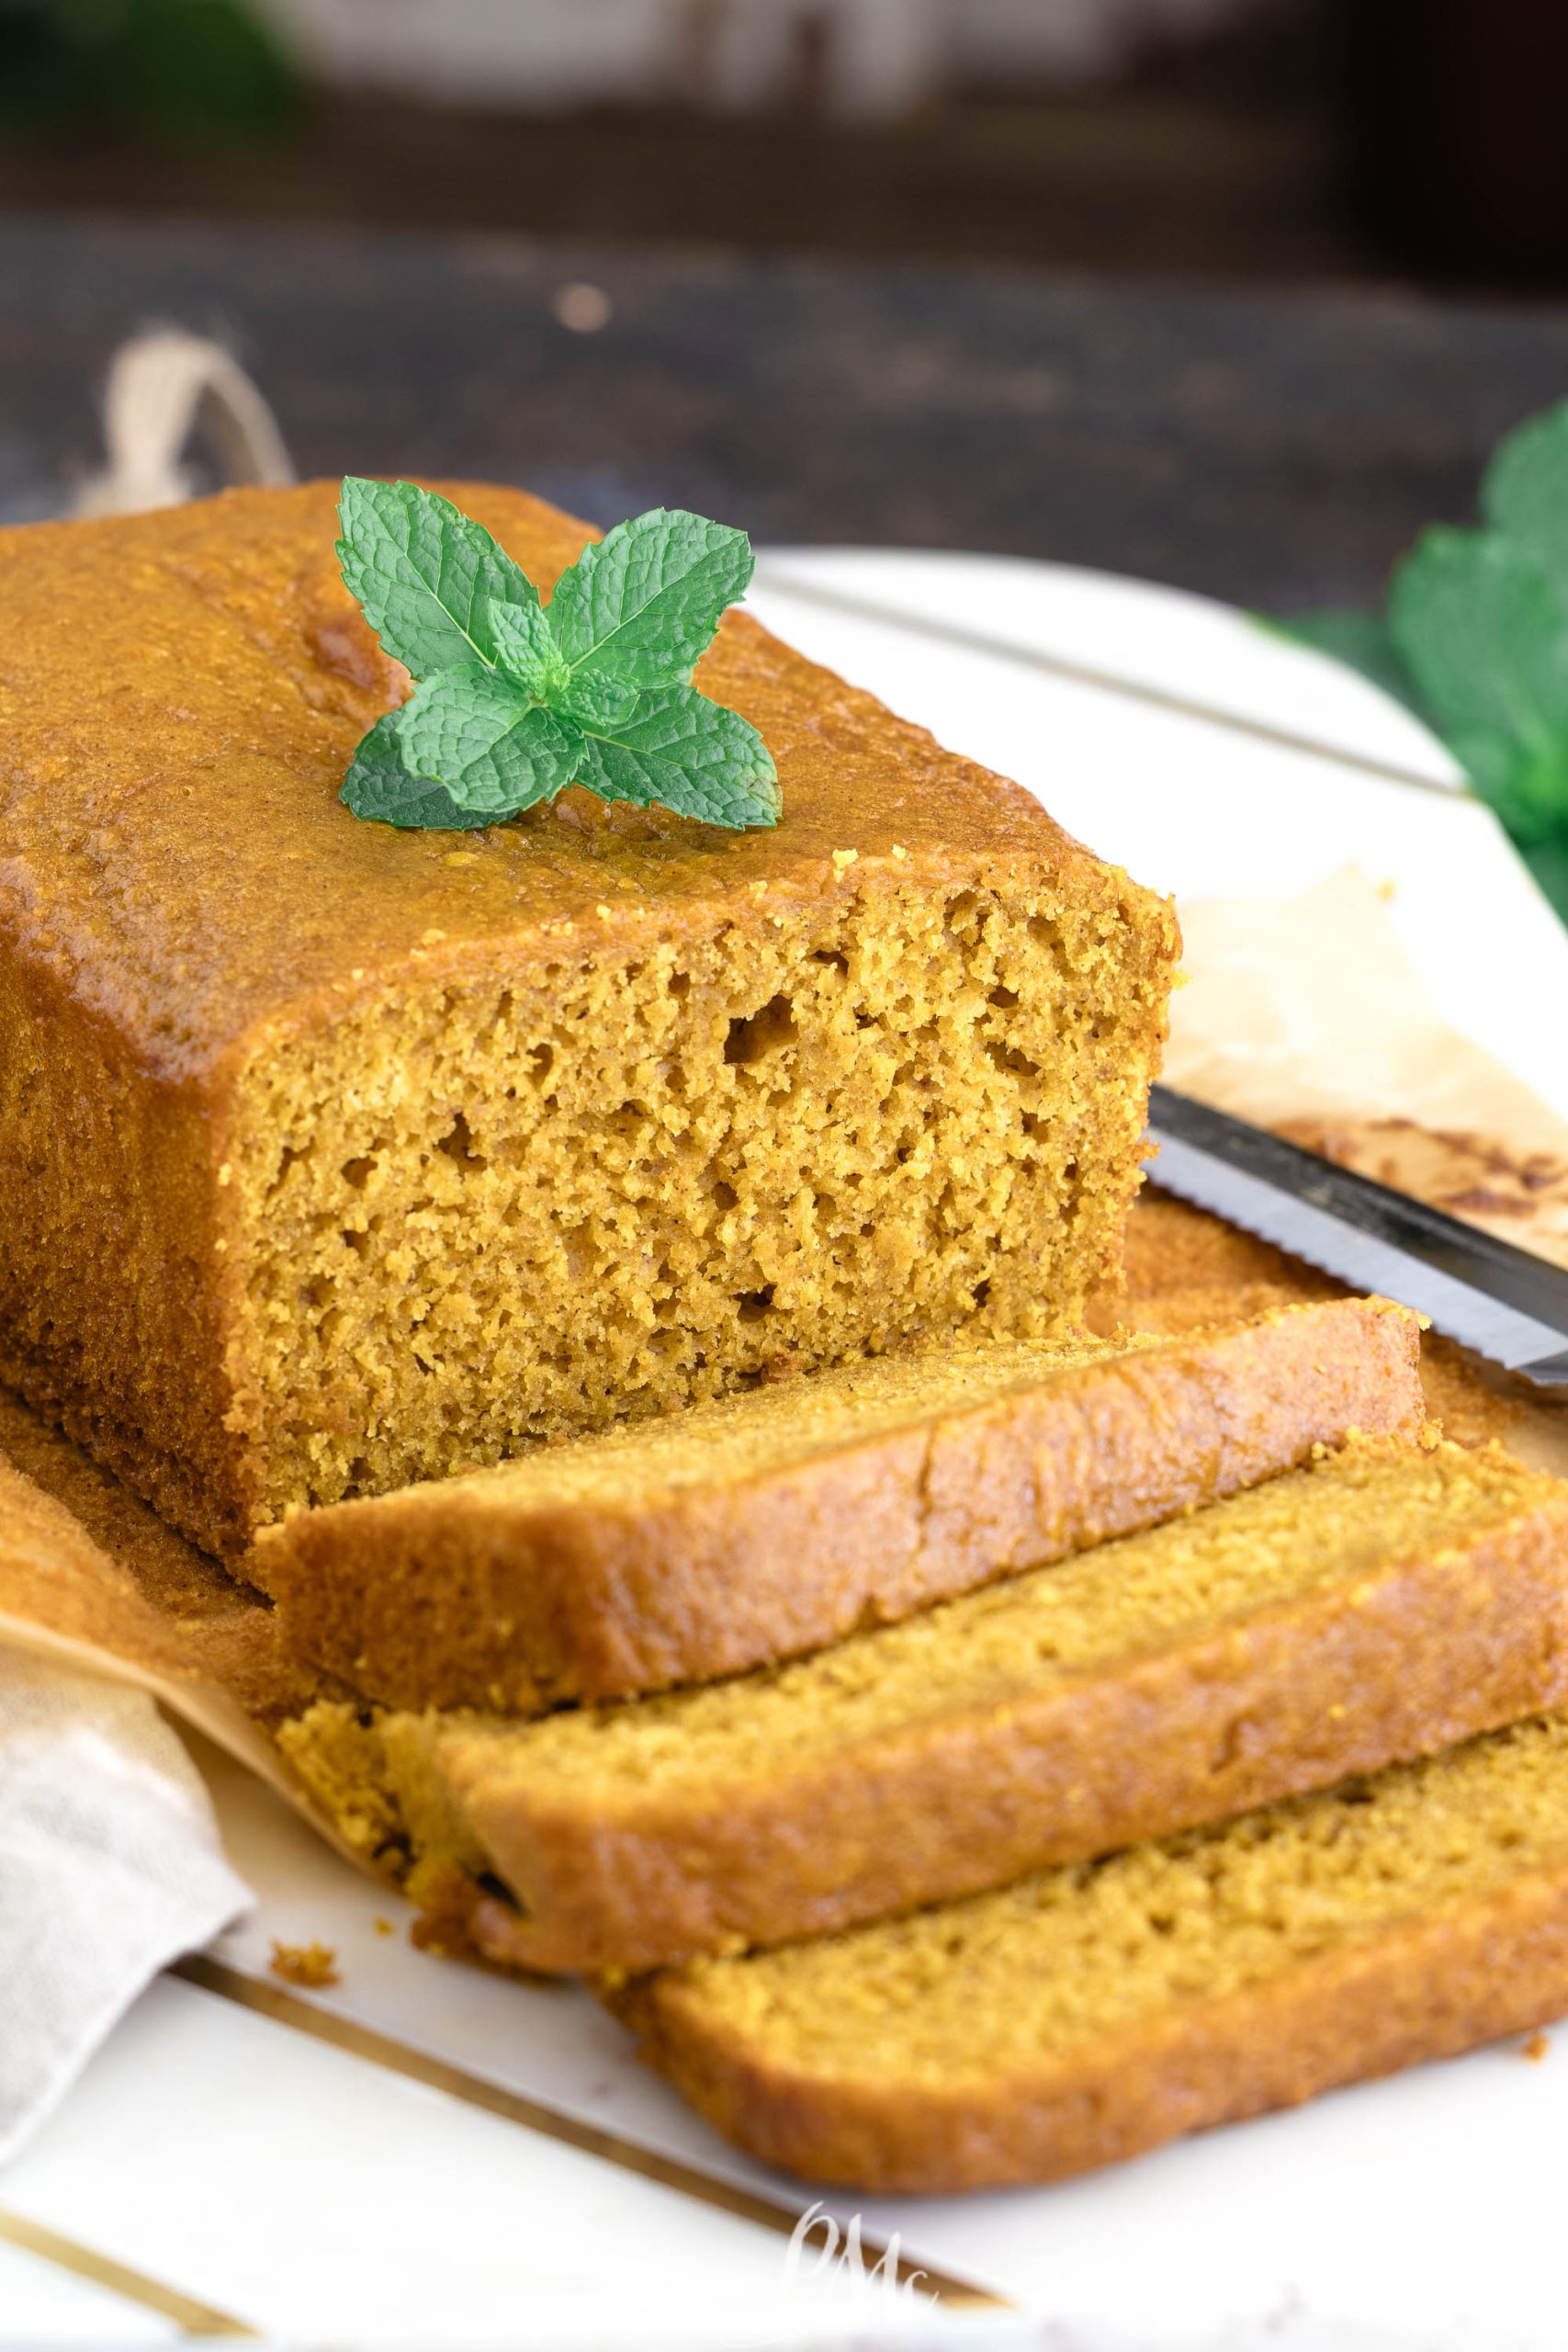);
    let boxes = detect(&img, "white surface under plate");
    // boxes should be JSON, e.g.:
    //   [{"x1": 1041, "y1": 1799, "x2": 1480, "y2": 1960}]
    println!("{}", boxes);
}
[{"x1": 7, "y1": 550, "x2": 1568, "y2": 2352}]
